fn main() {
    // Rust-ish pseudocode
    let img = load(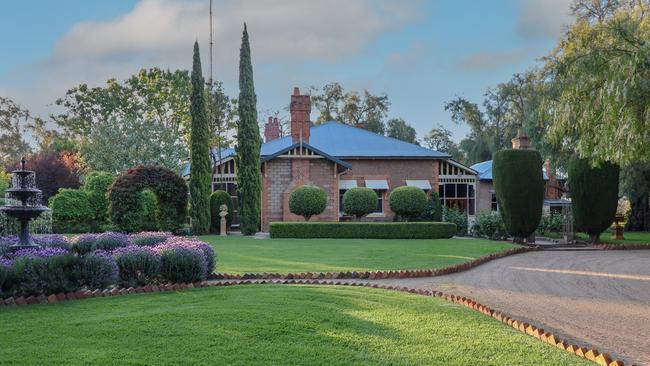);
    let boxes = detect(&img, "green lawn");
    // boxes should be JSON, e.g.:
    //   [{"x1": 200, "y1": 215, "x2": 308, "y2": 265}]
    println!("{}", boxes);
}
[
  {"x1": 577, "y1": 230, "x2": 650, "y2": 245},
  {"x1": 0, "y1": 285, "x2": 589, "y2": 366},
  {"x1": 200, "y1": 236, "x2": 515, "y2": 274}
]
